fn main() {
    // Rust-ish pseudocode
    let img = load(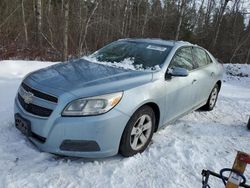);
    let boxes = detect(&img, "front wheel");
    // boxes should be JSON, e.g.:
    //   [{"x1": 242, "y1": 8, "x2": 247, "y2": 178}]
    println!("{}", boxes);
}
[
  {"x1": 201, "y1": 84, "x2": 219, "y2": 111},
  {"x1": 119, "y1": 105, "x2": 155, "y2": 157}
]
